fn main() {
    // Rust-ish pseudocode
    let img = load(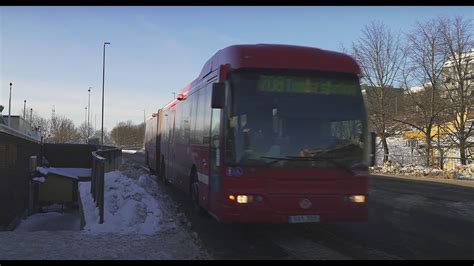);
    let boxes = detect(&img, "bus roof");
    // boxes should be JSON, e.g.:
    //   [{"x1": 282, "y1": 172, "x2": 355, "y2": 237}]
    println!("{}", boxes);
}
[
  {"x1": 192, "y1": 44, "x2": 360, "y2": 86},
  {"x1": 162, "y1": 99, "x2": 179, "y2": 111},
  {"x1": 169, "y1": 44, "x2": 361, "y2": 110}
]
